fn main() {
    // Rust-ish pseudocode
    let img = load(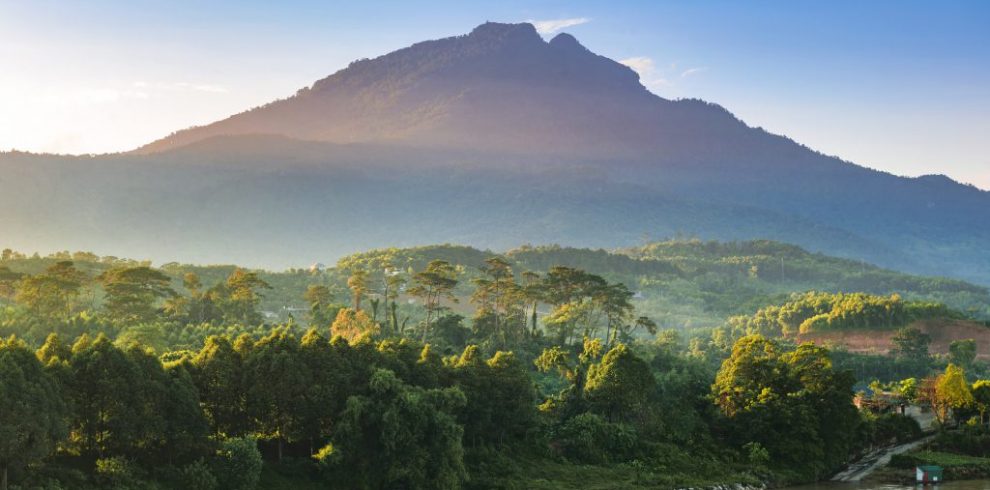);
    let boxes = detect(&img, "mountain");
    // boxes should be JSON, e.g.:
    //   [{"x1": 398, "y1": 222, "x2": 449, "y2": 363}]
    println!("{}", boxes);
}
[{"x1": 2, "y1": 22, "x2": 988, "y2": 285}]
